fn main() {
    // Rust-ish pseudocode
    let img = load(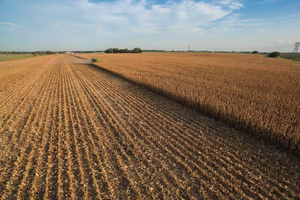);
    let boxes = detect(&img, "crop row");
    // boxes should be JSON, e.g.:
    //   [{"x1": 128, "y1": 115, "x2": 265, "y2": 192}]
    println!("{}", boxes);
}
[
  {"x1": 0, "y1": 55, "x2": 299, "y2": 199},
  {"x1": 79, "y1": 53, "x2": 300, "y2": 155}
]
